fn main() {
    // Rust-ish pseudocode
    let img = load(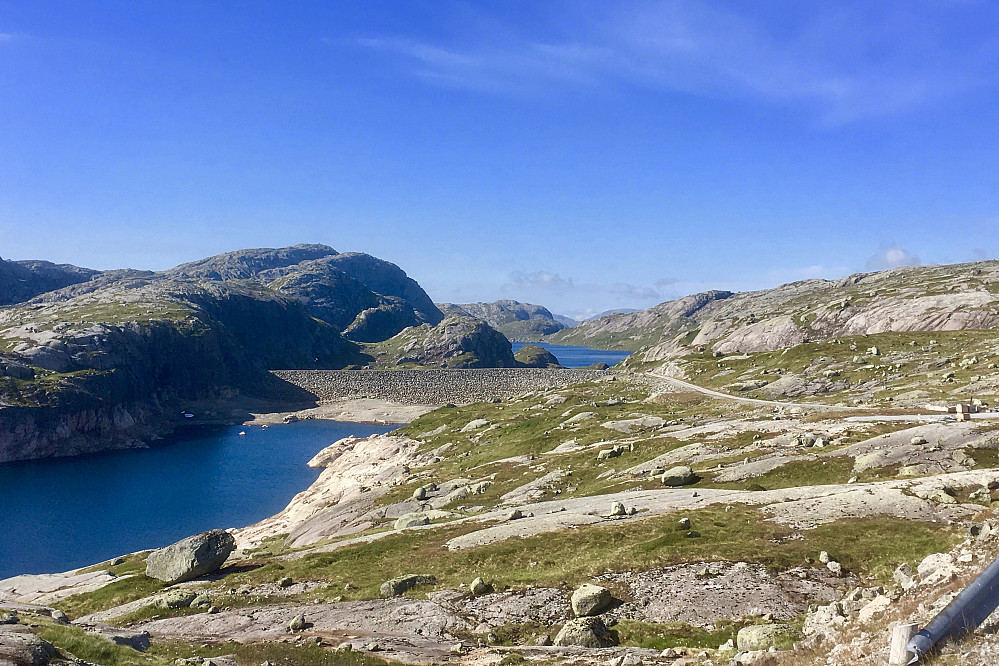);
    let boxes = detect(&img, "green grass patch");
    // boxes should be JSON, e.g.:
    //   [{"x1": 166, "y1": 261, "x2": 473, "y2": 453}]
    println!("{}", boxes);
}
[
  {"x1": 702, "y1": 457, "x2": 856, "y2": 491},
  {"x1": 614, "y1": 618, "x2": 739, "y2": 650},
  {"x1": 57, "y1": 574, "x2": 165, "y2": 620},
  {"x1": 225, "y1": 505, "x2": 957, "y2": 598},
  {"x1": 35, "y1": 620, "x2": 173, "y2": 666}
]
